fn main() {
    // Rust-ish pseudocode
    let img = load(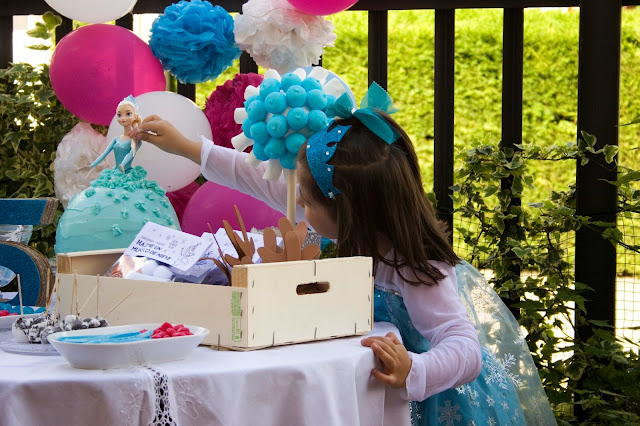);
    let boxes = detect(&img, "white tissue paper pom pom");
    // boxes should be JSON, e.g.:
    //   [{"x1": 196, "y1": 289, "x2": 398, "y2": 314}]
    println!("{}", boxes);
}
[
  {"x1": 54, "y1": 123, "x2": 114, "y2": 208},
  {"x1": 234, "y1": 0, "x2": 337, "y2": 74}
]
